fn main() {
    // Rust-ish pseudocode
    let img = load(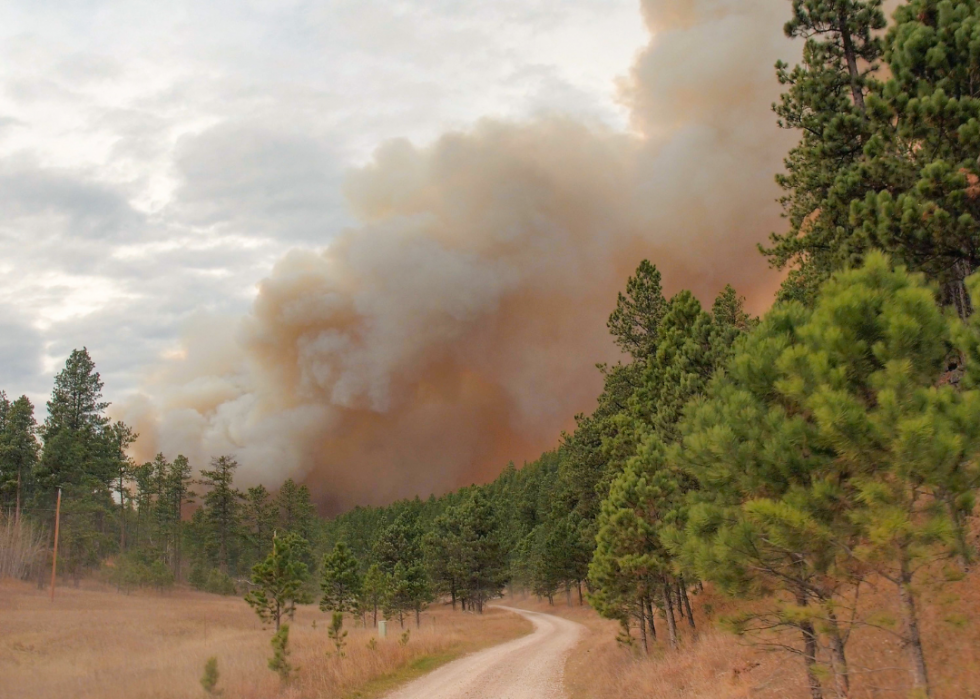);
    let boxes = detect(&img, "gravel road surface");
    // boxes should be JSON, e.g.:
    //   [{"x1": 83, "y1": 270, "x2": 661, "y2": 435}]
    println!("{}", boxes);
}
[{"x1": 384, "y1": 605, "x2": 583, "y2": 699}]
